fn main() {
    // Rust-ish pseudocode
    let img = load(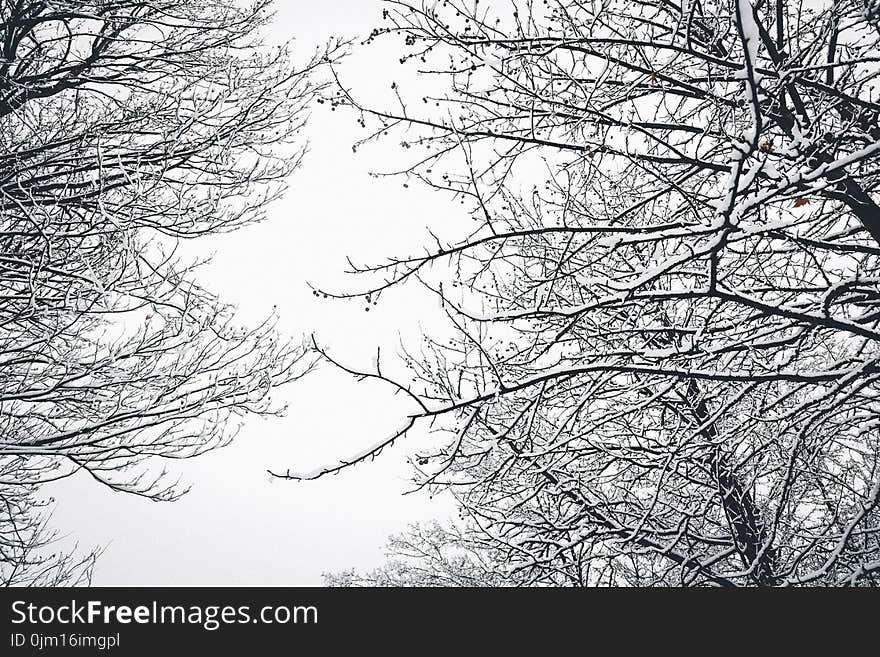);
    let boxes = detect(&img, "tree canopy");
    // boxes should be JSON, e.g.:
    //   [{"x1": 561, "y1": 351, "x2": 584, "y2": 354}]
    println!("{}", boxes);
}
[
  {"x1": 312, "y1": 0, "x2": 880, "y2": 586},
  {"x1": 0, "y1": 0, "x2": 335, "y2": 585}
]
